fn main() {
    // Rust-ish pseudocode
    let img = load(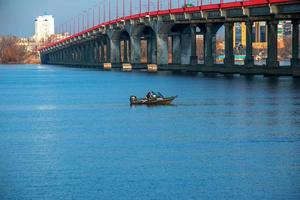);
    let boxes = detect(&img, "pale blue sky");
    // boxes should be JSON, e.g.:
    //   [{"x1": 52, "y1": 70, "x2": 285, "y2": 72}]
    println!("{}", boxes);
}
[
  {"x1": 0, "y1": 0, "x2": 230, "y2": 37},
  {"x1": 0, "y1": 0, "x2": 101, "y2": 37}
]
